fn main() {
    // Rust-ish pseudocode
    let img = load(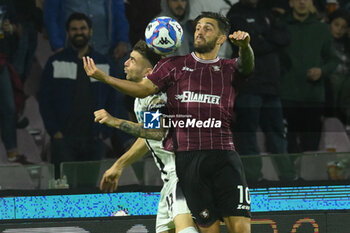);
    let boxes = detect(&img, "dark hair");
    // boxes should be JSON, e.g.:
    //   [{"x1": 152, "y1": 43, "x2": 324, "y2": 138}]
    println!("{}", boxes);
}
[
  {"x1": 65, "y1": 12, "x2": 93, "y2": 31},
  {"x1": 328, "y1": 9, "x2": 350, "y2": 25},
  {"x1": 133, "y1": 40, "x2": 162, "y2": 67},
  {"x1": 194, "y1": 11, "x2": 231, "y2": 35}
]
